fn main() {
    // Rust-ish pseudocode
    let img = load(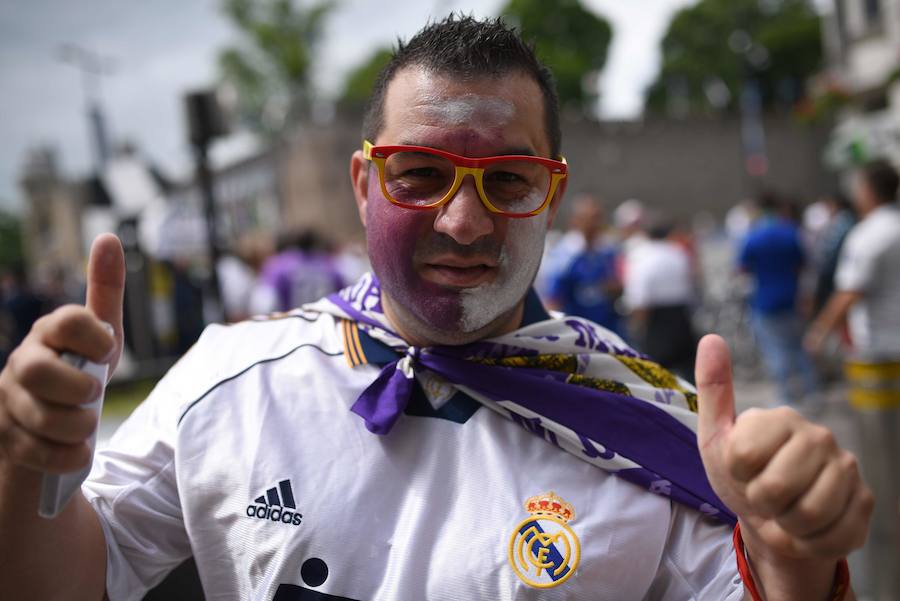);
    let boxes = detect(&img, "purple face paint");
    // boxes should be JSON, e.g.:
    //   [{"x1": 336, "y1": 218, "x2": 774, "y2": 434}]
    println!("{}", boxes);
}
[
  {"x1": 365, "y1": 172, "x2": 465, "y2": 333},
  {"x1": 364, "y1": 69, "x2": 552, "y2": 344}
]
